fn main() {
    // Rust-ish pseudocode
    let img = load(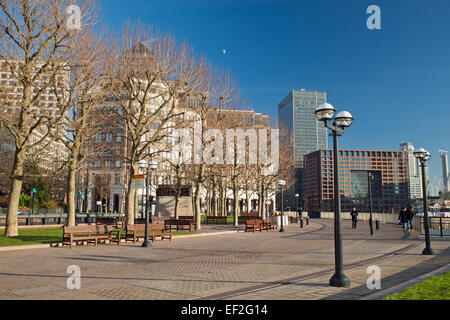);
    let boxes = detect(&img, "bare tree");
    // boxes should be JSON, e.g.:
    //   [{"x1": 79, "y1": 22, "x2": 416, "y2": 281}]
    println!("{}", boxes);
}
[
  {"x1": 188, "y1": 69, "x2": 236, "y2": 230},
  {"x1": 108, "y1": 23, "x2": 202, "y2": 225},
  {"x1": 254, "y1": 124, "x2": 295, "y2": 219},
  {"x1": 0, "y1": 0, "x2": 98, "y2": 236},
  {"x1": 53, "y1": 24, "x2": 108, "y2": 226}
]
